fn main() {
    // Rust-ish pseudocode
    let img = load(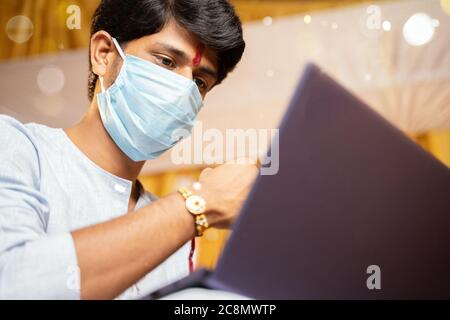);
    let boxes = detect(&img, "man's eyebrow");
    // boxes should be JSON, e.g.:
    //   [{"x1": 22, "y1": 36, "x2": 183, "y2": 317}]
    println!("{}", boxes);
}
[
  {"x1": 153, "y1": 42, "x2": 189, "y2": 61},
  {"x1": 196, "y1": 66, "x2": 218, "y2": 81}
]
